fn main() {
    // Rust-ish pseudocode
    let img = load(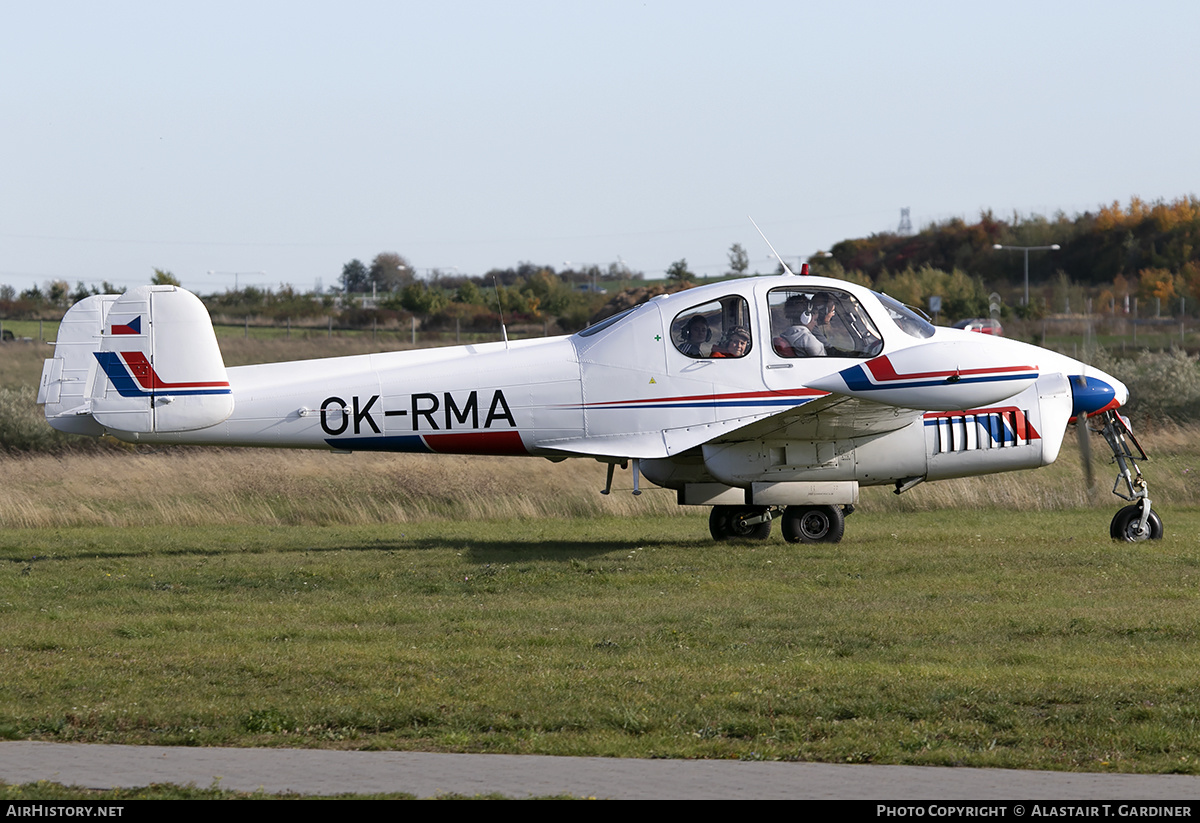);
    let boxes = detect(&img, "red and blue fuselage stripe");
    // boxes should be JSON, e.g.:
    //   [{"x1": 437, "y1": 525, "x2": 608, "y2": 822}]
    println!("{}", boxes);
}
[
  {"x1": 323, "y1": 431, "x2": 527, "y2": 455},
  {"x1": 841, "y1": 358, "x2": 1038, "y2": 392}
]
